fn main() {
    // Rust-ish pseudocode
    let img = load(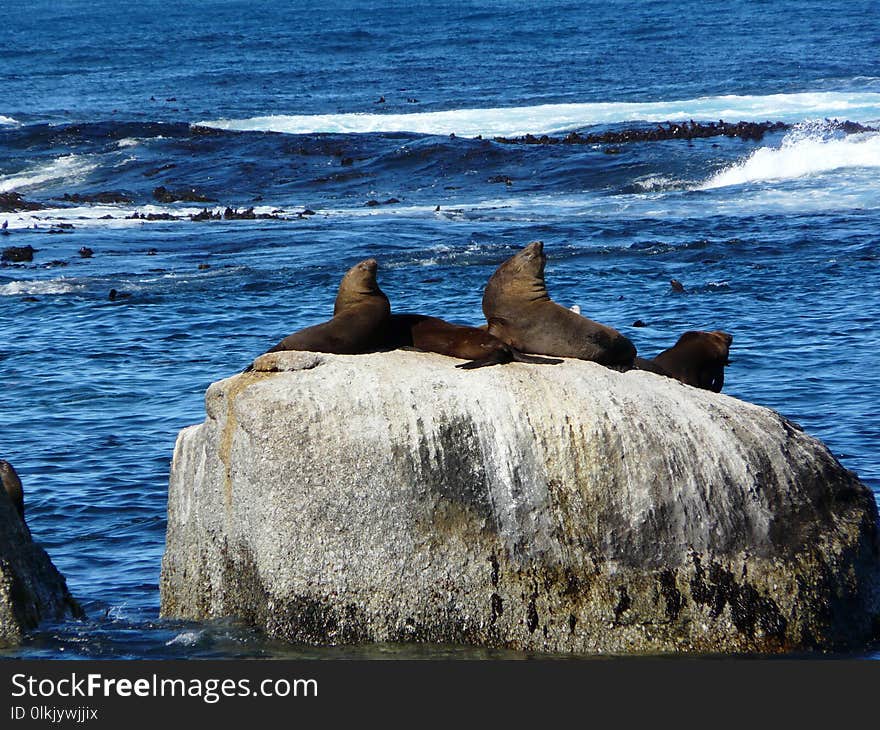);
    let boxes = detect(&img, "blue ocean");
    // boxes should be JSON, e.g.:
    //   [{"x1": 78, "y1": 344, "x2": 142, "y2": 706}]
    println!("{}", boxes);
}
[{"x1": 1, "y1": 0, "x2": 878, "y2": 658}]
